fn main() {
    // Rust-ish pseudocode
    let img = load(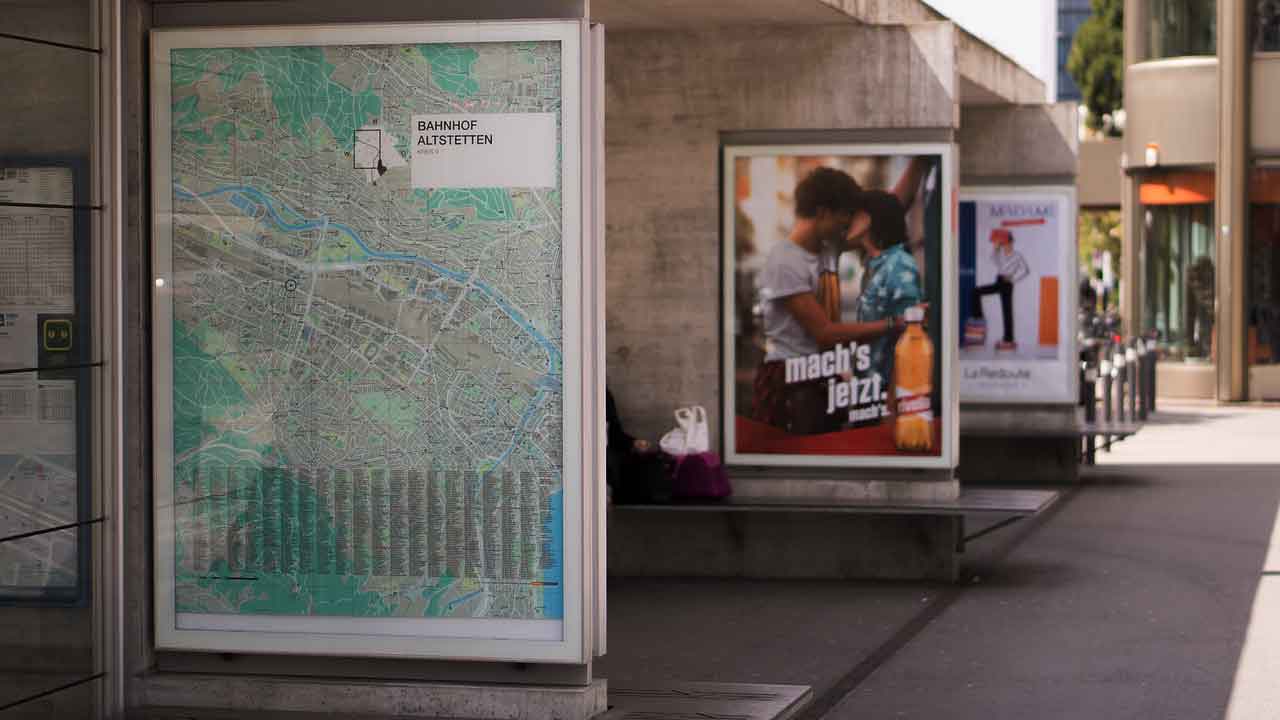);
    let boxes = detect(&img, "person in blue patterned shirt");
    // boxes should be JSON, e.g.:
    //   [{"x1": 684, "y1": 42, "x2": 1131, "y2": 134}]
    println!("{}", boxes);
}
[{"x1": 849, "y1": 191, "x2": 925, "y2": 386}]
